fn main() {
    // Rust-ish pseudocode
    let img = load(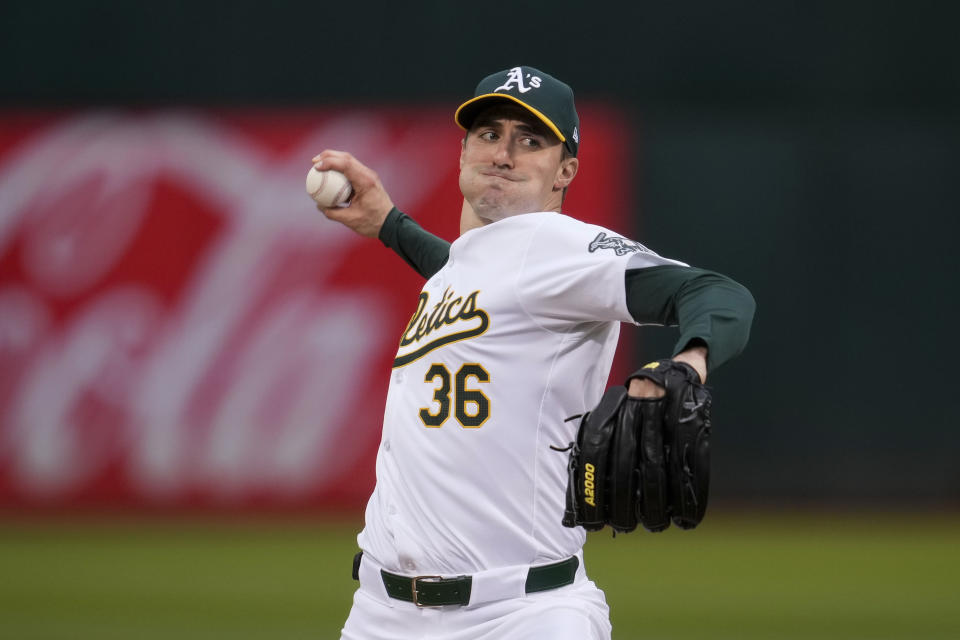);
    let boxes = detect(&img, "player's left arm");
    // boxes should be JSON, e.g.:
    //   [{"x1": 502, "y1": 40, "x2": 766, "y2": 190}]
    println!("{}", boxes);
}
[{"x1": 624, "y1": 265, "x2": 756, "y2": 386}]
